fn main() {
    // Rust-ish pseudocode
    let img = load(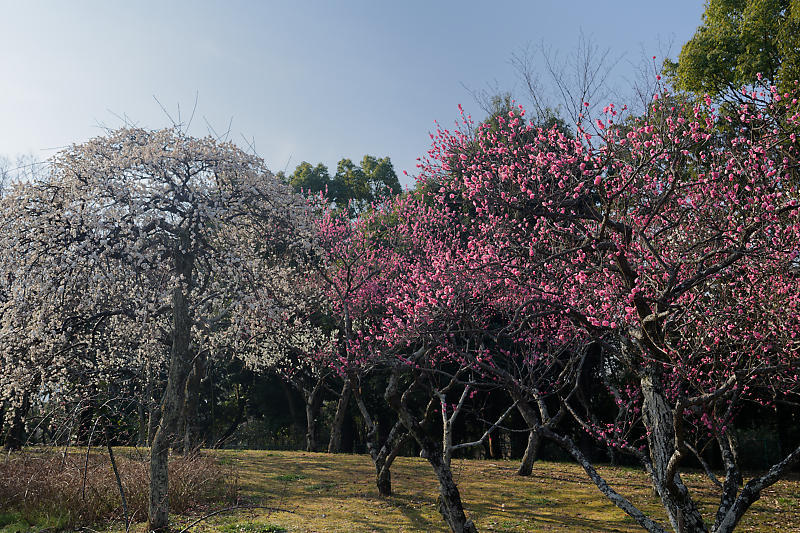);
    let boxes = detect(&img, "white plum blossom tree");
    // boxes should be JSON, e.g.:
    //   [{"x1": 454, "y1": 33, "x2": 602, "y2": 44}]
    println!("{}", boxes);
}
[{"x1": 0, "y1": 127, "x2": 312, "y2": 531}]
